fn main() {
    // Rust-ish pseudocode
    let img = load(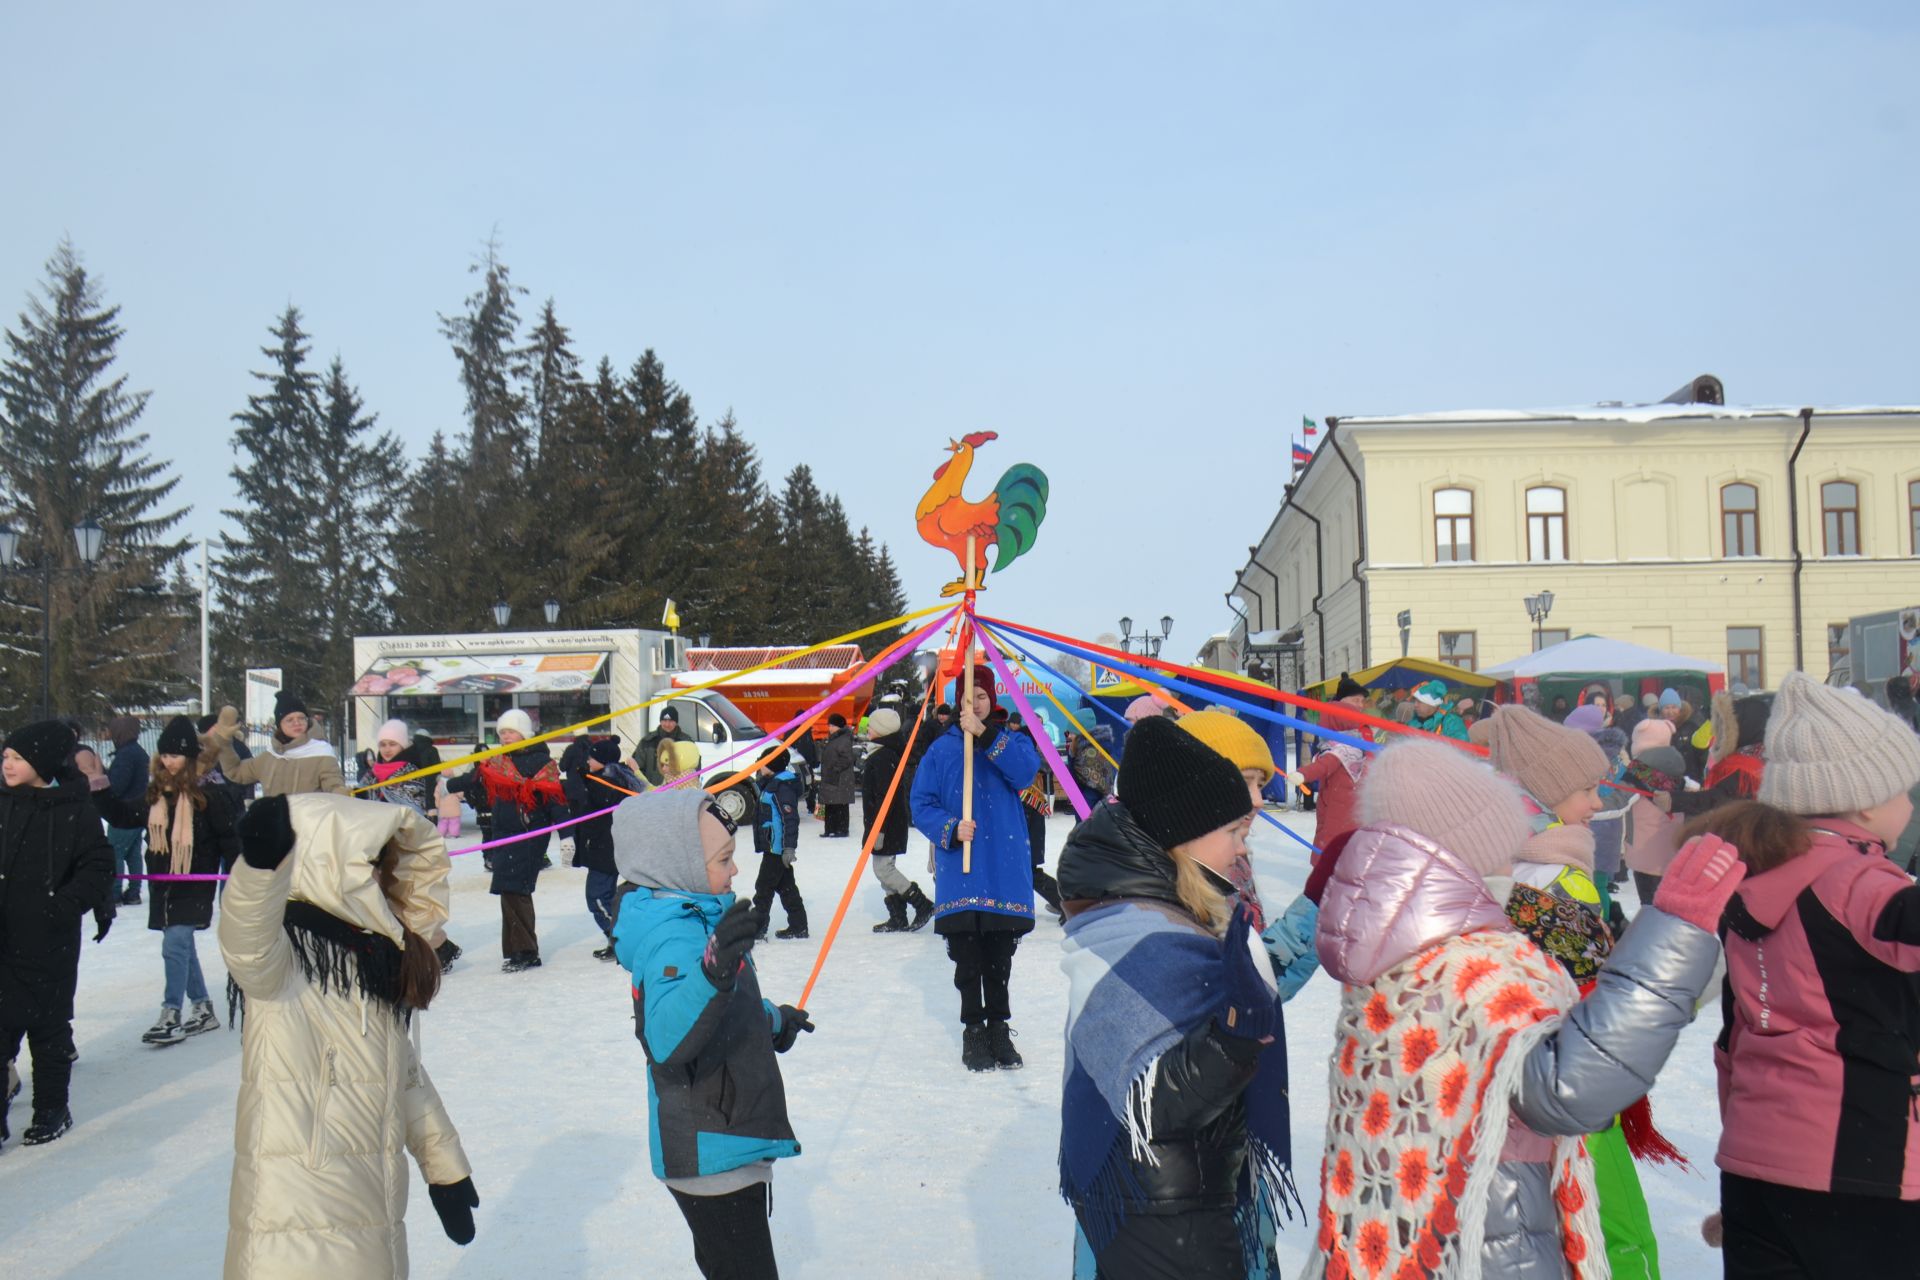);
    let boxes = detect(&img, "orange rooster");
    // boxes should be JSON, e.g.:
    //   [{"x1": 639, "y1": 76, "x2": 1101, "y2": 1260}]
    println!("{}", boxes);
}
[{"x1": 915, "y1": 431, "x2": 1050, "y2": 597}]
